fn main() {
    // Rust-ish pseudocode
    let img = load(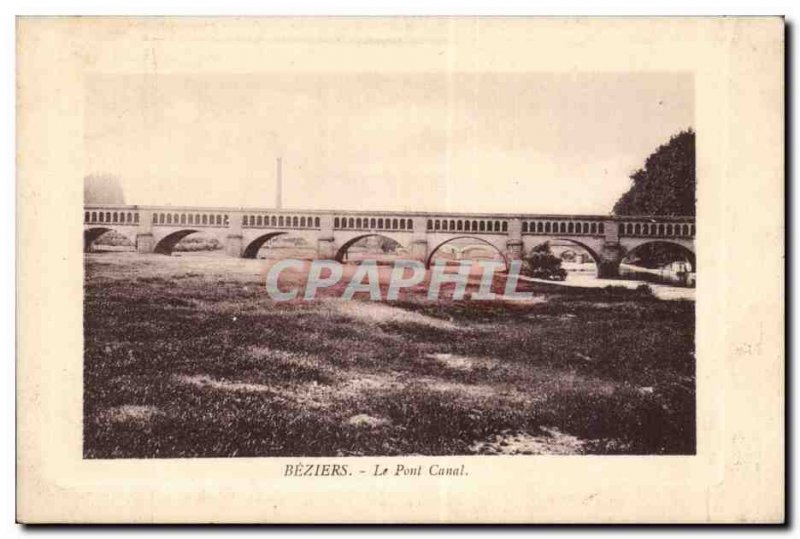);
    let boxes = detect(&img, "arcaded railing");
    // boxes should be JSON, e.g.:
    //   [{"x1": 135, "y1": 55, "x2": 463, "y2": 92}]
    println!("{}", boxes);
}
[{"x1": 83, "y1": 204, "x2": 695, "y2": 239}]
